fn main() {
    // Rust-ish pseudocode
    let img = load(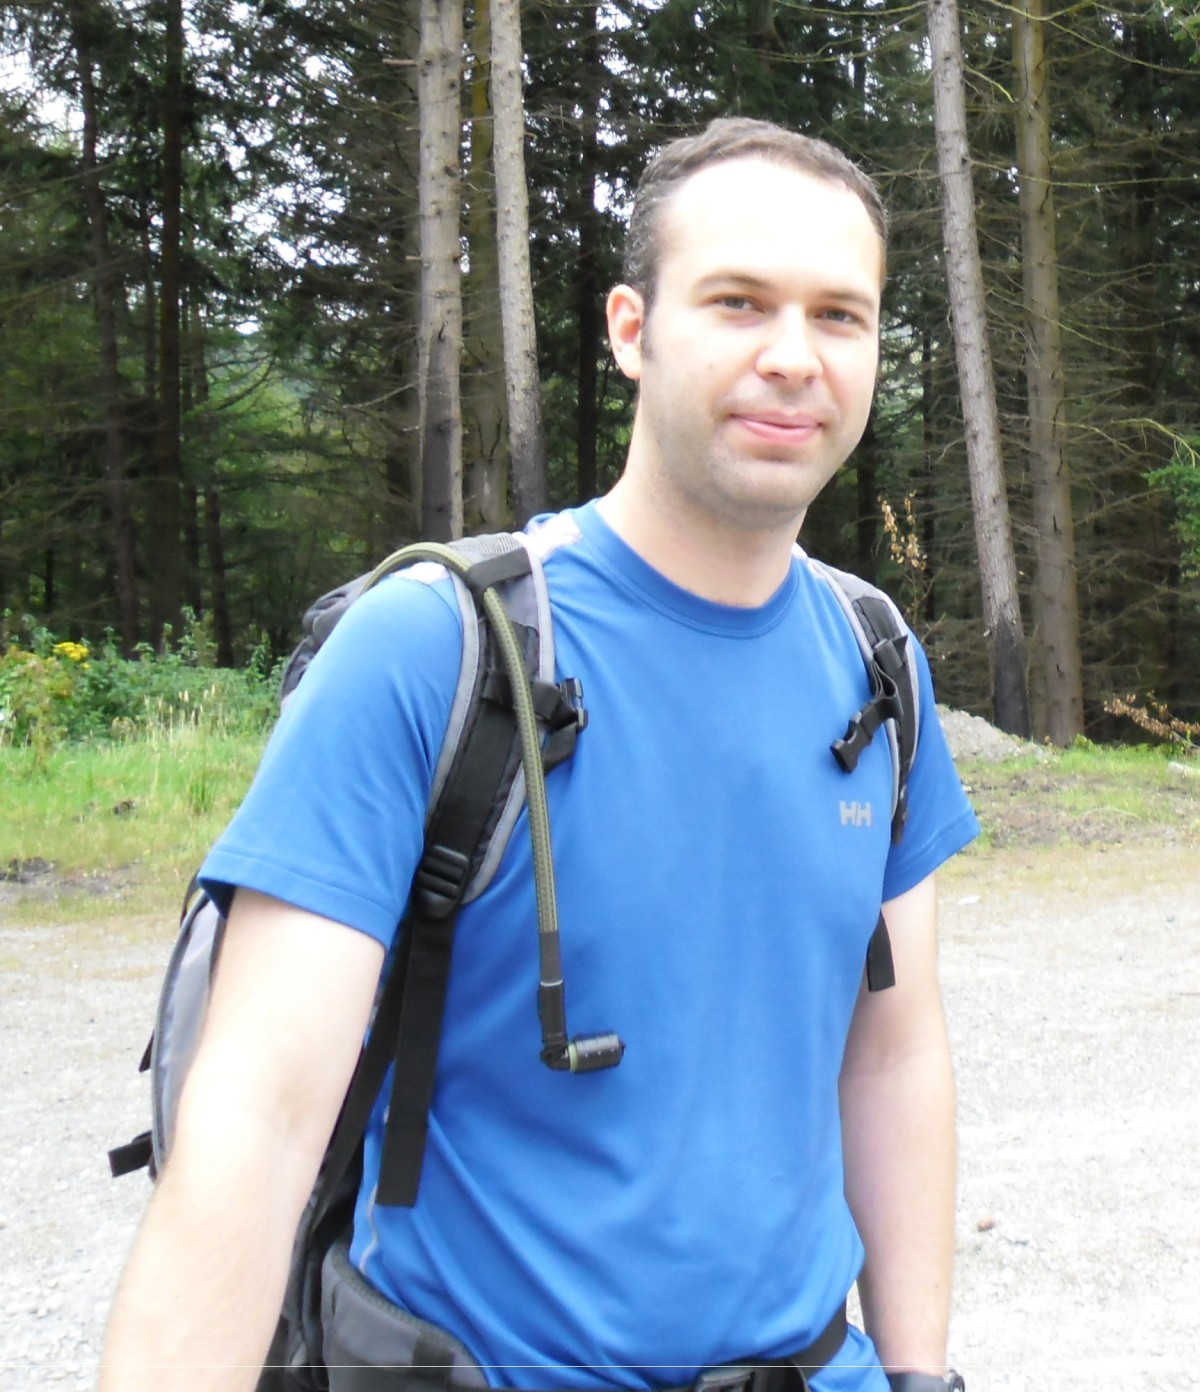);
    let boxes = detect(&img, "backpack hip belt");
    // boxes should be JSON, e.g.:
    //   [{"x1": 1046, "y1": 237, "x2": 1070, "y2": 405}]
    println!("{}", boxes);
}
[{"x1": 320, "y1": 1238, "x2": 848, "y2": 1392}]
